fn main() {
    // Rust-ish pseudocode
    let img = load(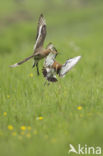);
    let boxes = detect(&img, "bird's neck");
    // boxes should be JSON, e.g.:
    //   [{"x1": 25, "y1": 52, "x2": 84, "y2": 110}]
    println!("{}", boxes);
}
[{"x1": 43, "y1": 49, "x2": 51, "y2": 56}]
